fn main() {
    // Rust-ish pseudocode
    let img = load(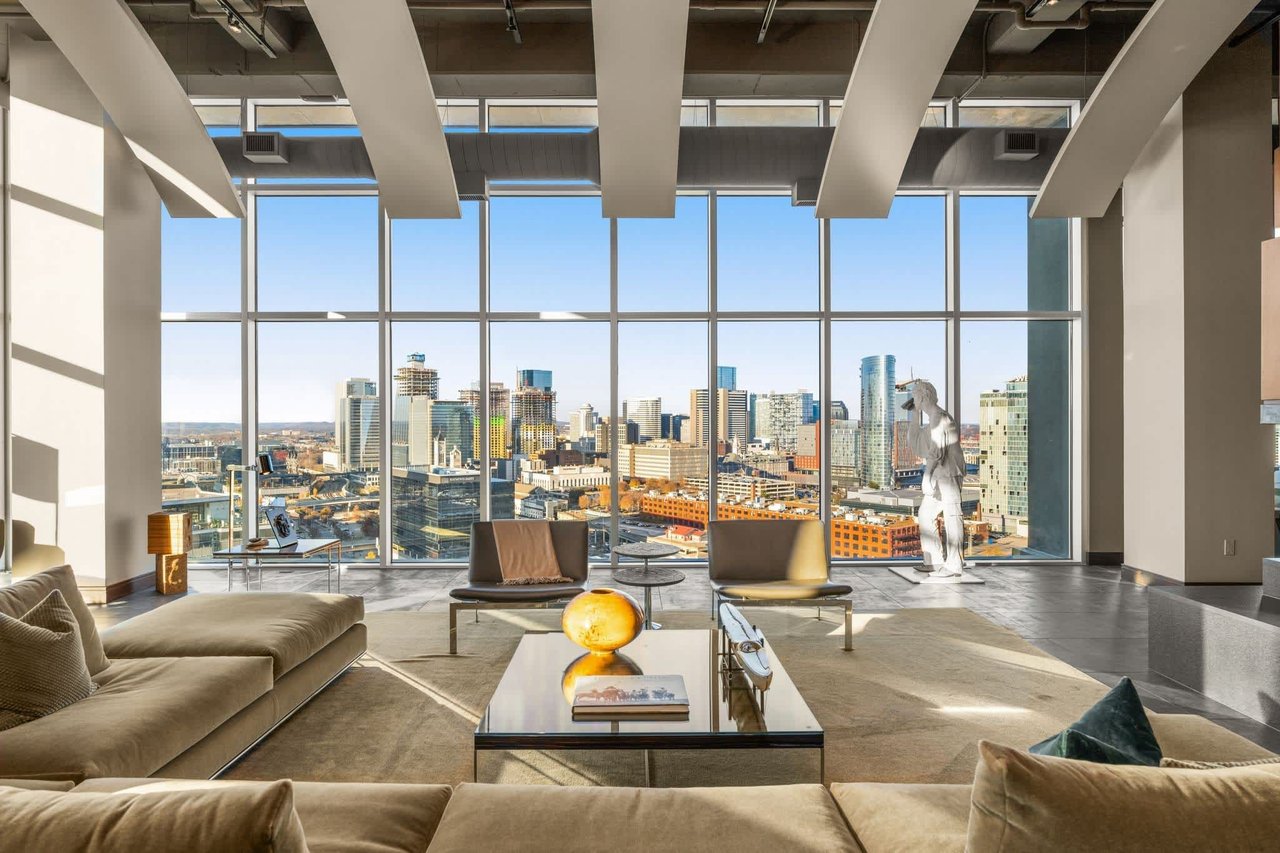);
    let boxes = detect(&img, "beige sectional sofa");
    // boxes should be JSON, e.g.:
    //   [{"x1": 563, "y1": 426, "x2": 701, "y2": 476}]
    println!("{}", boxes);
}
[
  {"x1": 1, "y1": 709, "x2": 1271, "y2": 852},
  {"x1": 0, "y1": 565, "x2": 365, "y2": 782}
]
